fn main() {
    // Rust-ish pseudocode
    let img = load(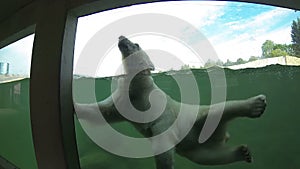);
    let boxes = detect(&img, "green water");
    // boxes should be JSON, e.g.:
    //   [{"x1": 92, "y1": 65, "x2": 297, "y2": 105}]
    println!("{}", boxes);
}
[
  {"x1": 0, "y1": 79, "x2": 37, "y2": 169},
  {"x1": 74, "y1": 65, "x2": 300, "y2": 169},
  {"x1": 0, "y1": 65, "x2": 299, "y2": 169}
]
